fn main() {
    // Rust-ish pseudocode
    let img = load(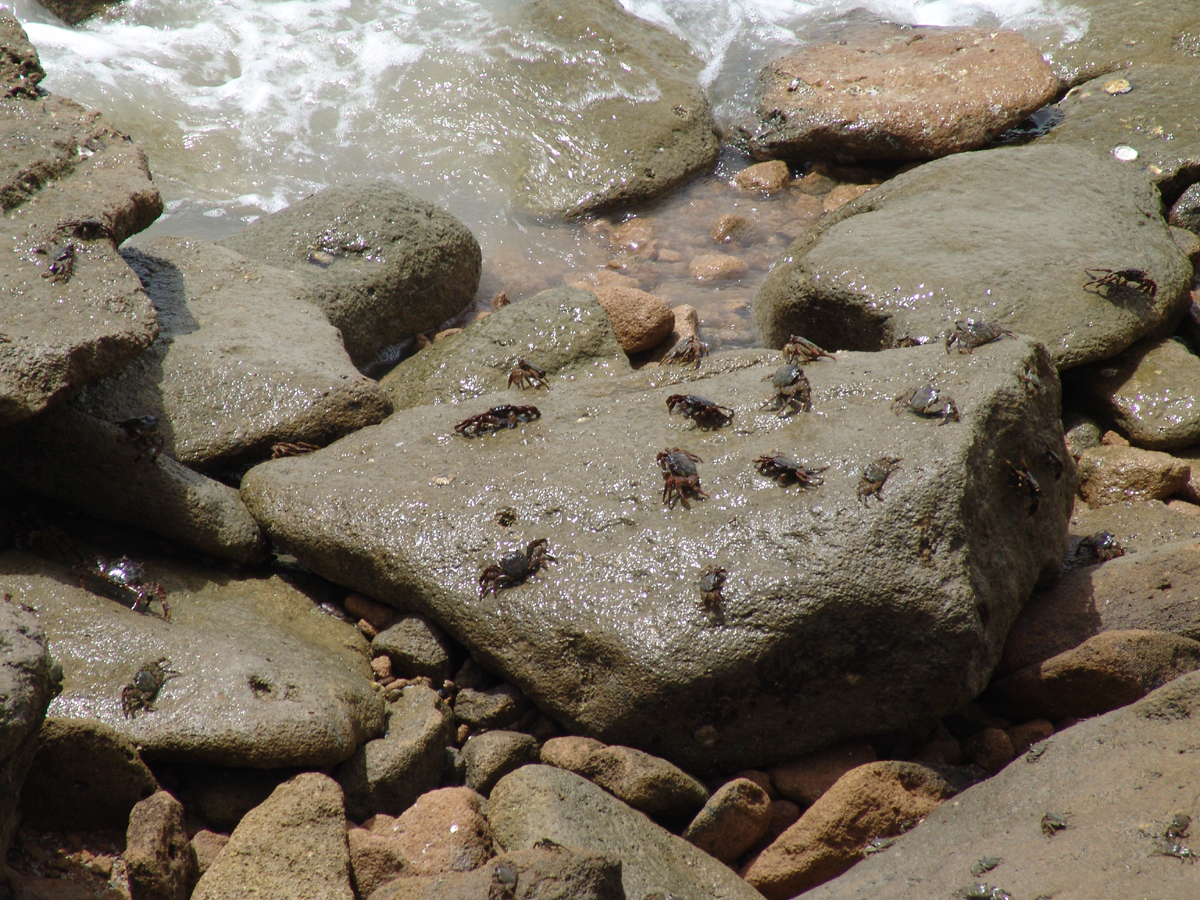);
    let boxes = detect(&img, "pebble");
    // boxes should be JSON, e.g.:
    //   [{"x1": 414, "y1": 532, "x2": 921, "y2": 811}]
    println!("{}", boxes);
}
[
  {"x1": 733, "y1": 160, "x2": 792, "y2": 194},
  {"x1": 689, "y1": 252, "x2": 748, "y2": 283},
  {"x1": 1076, "y1": 444, "x2": 1191, "y2": 506}
]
